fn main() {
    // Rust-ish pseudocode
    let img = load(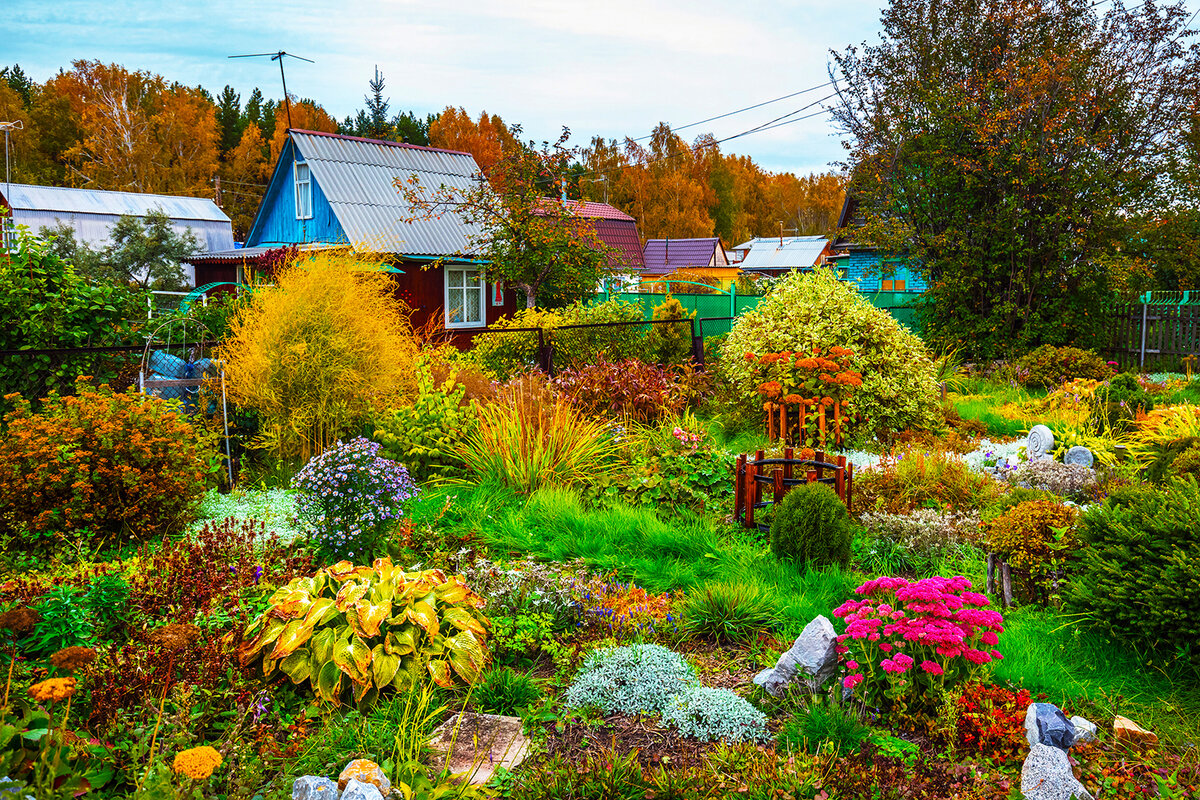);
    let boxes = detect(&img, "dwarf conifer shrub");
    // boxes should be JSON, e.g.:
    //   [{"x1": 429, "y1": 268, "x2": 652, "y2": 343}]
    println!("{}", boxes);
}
[
  {"x1": 0, "y1": 381, "x2": 217, "y2": 546},
  {"x1": 1065, "y1": 479, "x2": 1200, "y2": 665},
  {"x1": 983, "y1": 500, "x2": 1080, "y2": 604},
  {"x1": 769, "y1": 483, "x2": 853, "y2": 569},
  {"x1": 644, "y1": 295, "x2": 695, "y2": 366}
]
